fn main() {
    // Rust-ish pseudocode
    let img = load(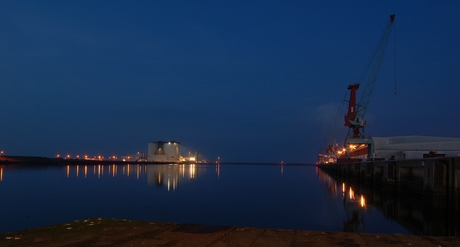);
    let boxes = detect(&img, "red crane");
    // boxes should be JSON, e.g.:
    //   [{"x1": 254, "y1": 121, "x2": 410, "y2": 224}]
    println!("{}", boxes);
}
[{"x1": 343, "y1": 14, "x2": 395, "y2": 160}]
